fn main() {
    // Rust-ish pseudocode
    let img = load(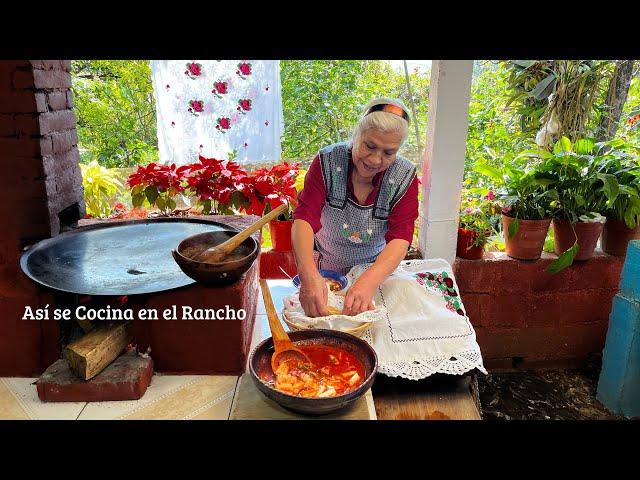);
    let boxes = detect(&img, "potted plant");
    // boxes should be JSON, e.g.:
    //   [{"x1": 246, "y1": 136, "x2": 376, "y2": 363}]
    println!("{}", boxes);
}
[
  {"x1": 532, "y1": 137, "x2": 619, "y2": 272},
  {"x1": 241, "y1": 162, "x2": 305, "y2": 251},
  {"x1": 474, "y1": 156, "x2": 554, "y2": 260},
  {"x1": 597, "y1": 139, "x2": 640, "y2": 256},
  {"x1": 456, "y1": 188, "x2": 499, "y2": 260}
]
